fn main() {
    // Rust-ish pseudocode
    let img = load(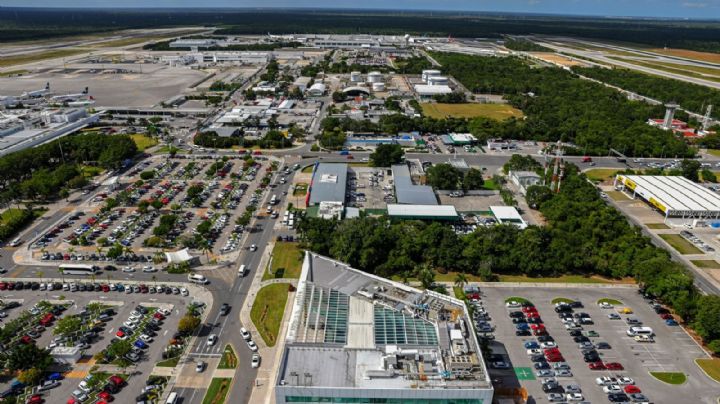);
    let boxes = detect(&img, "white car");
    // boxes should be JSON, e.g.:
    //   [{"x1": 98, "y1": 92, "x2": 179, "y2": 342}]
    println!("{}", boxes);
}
[
  {"x1": 598, "y1": 301, "x2": 614, "y2": 309},
  {"x1": 566, "y1": 393, "x2": 584, "y2": 401},
  {"x1": 140, "y1": 334, "x2": 154, "y2": 343},
  {"x1": 617, "y1": 376, "x2": 635, "y2": 385},
  {"x1": 251, "y1": 354, "x2": 261, "y2": 368},
  {"x1": 540, "y1": 341, "x2": 557, "y2": 348},
  {"x1": 241, "y1": 327, "x2": 251, "y2": 341},
  {"x1": 596, "y1": 376, "x2": 617, "y2": 386},
  {"x1": 207, "y1": 334, "x2": 218, "y2": 346},
  {"x1": 247, "y1": 340, "x2": 258, "y2": 352},
  {"x1": 122, "y1": 266, "x2": 135, "y2": 273},
  {"x1": 78, "y1": 380, "x2": 92, "y2": 392},
  {"x1": 526, "y1": 349, "x2": 542, "y2": 356},
  {"x1": 603, "y1": 385, "x2": 622, "y2": 394},
  {"x1": 142, "y1": 266, "x2": 157, "y2": 273},
  {"x1": 250, "y1": 244, "x2": 257, "y2": 252},
  {"x1": 158, "y1": 308, "x2": 171, "y2": 316},
  {"x1": 505, "y1": 301, "x2": 521, "y2": 308},
  {"x1": 180, "y1": 287, "x2": 189, "y2": 296}
]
